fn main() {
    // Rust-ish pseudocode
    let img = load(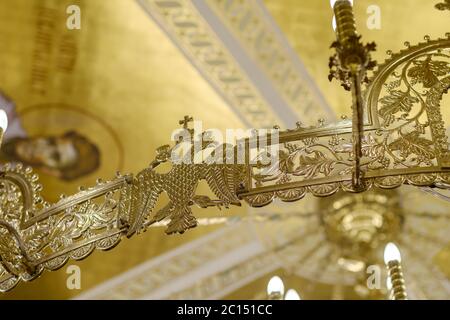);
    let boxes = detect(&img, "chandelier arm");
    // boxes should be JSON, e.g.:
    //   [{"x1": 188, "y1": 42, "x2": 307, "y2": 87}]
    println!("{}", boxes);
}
[
  {"x1": 0, "y1": 165, "x2": 134, "y2": 291},
  {"x1": 350, "y1": 69, "x2": 366, "y2": 190}
]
